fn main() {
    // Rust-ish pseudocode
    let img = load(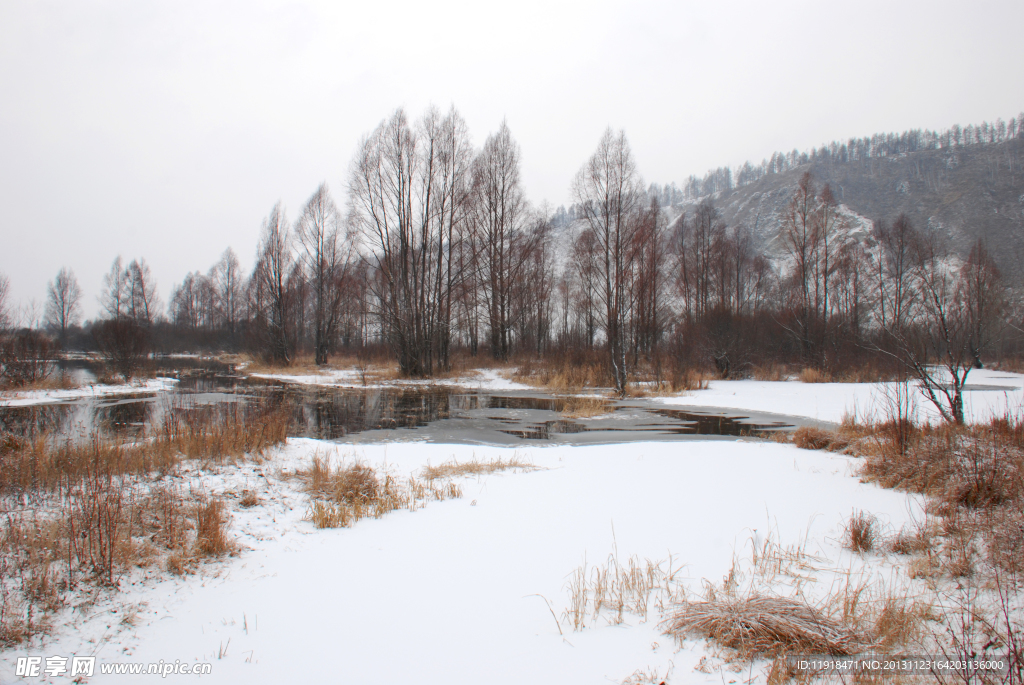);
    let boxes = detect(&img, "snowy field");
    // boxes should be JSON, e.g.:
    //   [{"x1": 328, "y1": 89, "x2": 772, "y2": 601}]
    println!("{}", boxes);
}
[
  {"x1": 249, "y1": 367, "x2": 528, "y2": 392},
  {"x1": 4, "y1": 370, "x2": 1021, "y2": 683},
  {"x1": 2, "y1": 439, "x2": 922, "y2": 684},
  {"x1": 655, "y1": 368, "x2": 1024, "y2": 425}
]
